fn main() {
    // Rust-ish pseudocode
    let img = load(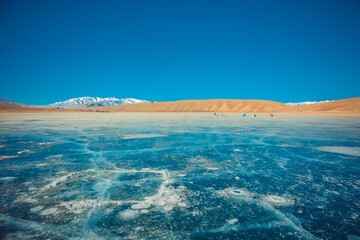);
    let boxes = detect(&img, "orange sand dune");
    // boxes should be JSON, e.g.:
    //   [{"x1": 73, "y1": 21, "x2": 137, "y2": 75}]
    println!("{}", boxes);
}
[
  {"x1": 1, "y1": 98, "x2": 359, "y2": 116},
  {"x1": 291, "y1": 98, "x2": 360, "y2": 114},
  {"x1": 98, "y1": 99, "x2": 292, "y2": 113},
  {"x1": 97, "y1": 98, "x2": 360, "y2": 116}
]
